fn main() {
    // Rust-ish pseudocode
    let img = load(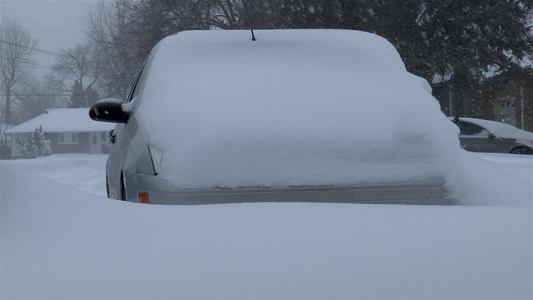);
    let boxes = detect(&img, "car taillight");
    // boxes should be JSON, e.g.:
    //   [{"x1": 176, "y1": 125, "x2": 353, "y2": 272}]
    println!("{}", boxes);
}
[{"x1": 138, "y1": 191, "x2": 150, "y2": 204}]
